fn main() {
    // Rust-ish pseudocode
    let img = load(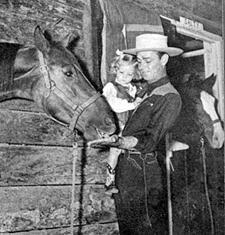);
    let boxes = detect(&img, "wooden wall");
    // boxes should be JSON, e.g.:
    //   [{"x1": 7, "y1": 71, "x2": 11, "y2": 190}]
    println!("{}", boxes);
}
[
  {"x1": 0, "y1": 0, "x2": 118, "y2": 234},
  {"x1": 0, "y1": 0, "x2": 223, "y2": 234},
  {"x1": 128, "y1": 0, "x2": 222, "y2": 35}
]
